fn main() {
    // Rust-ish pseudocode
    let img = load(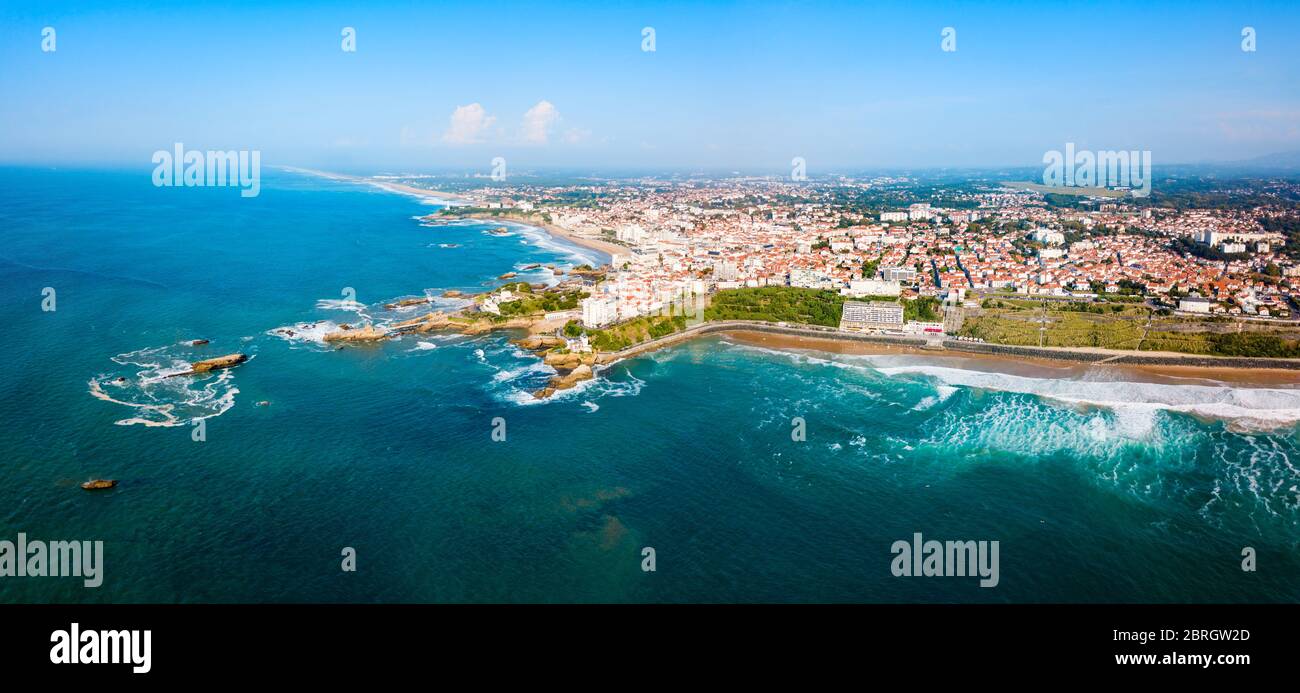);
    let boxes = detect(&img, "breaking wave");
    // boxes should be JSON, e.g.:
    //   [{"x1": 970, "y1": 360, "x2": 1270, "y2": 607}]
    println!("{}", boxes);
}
[
  {"x1": 875, "y1": 364, "x2": 1300, "y2": 433},
  {"x1": 88, "y1": 345, "x2": 243, "y2": 426}
]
